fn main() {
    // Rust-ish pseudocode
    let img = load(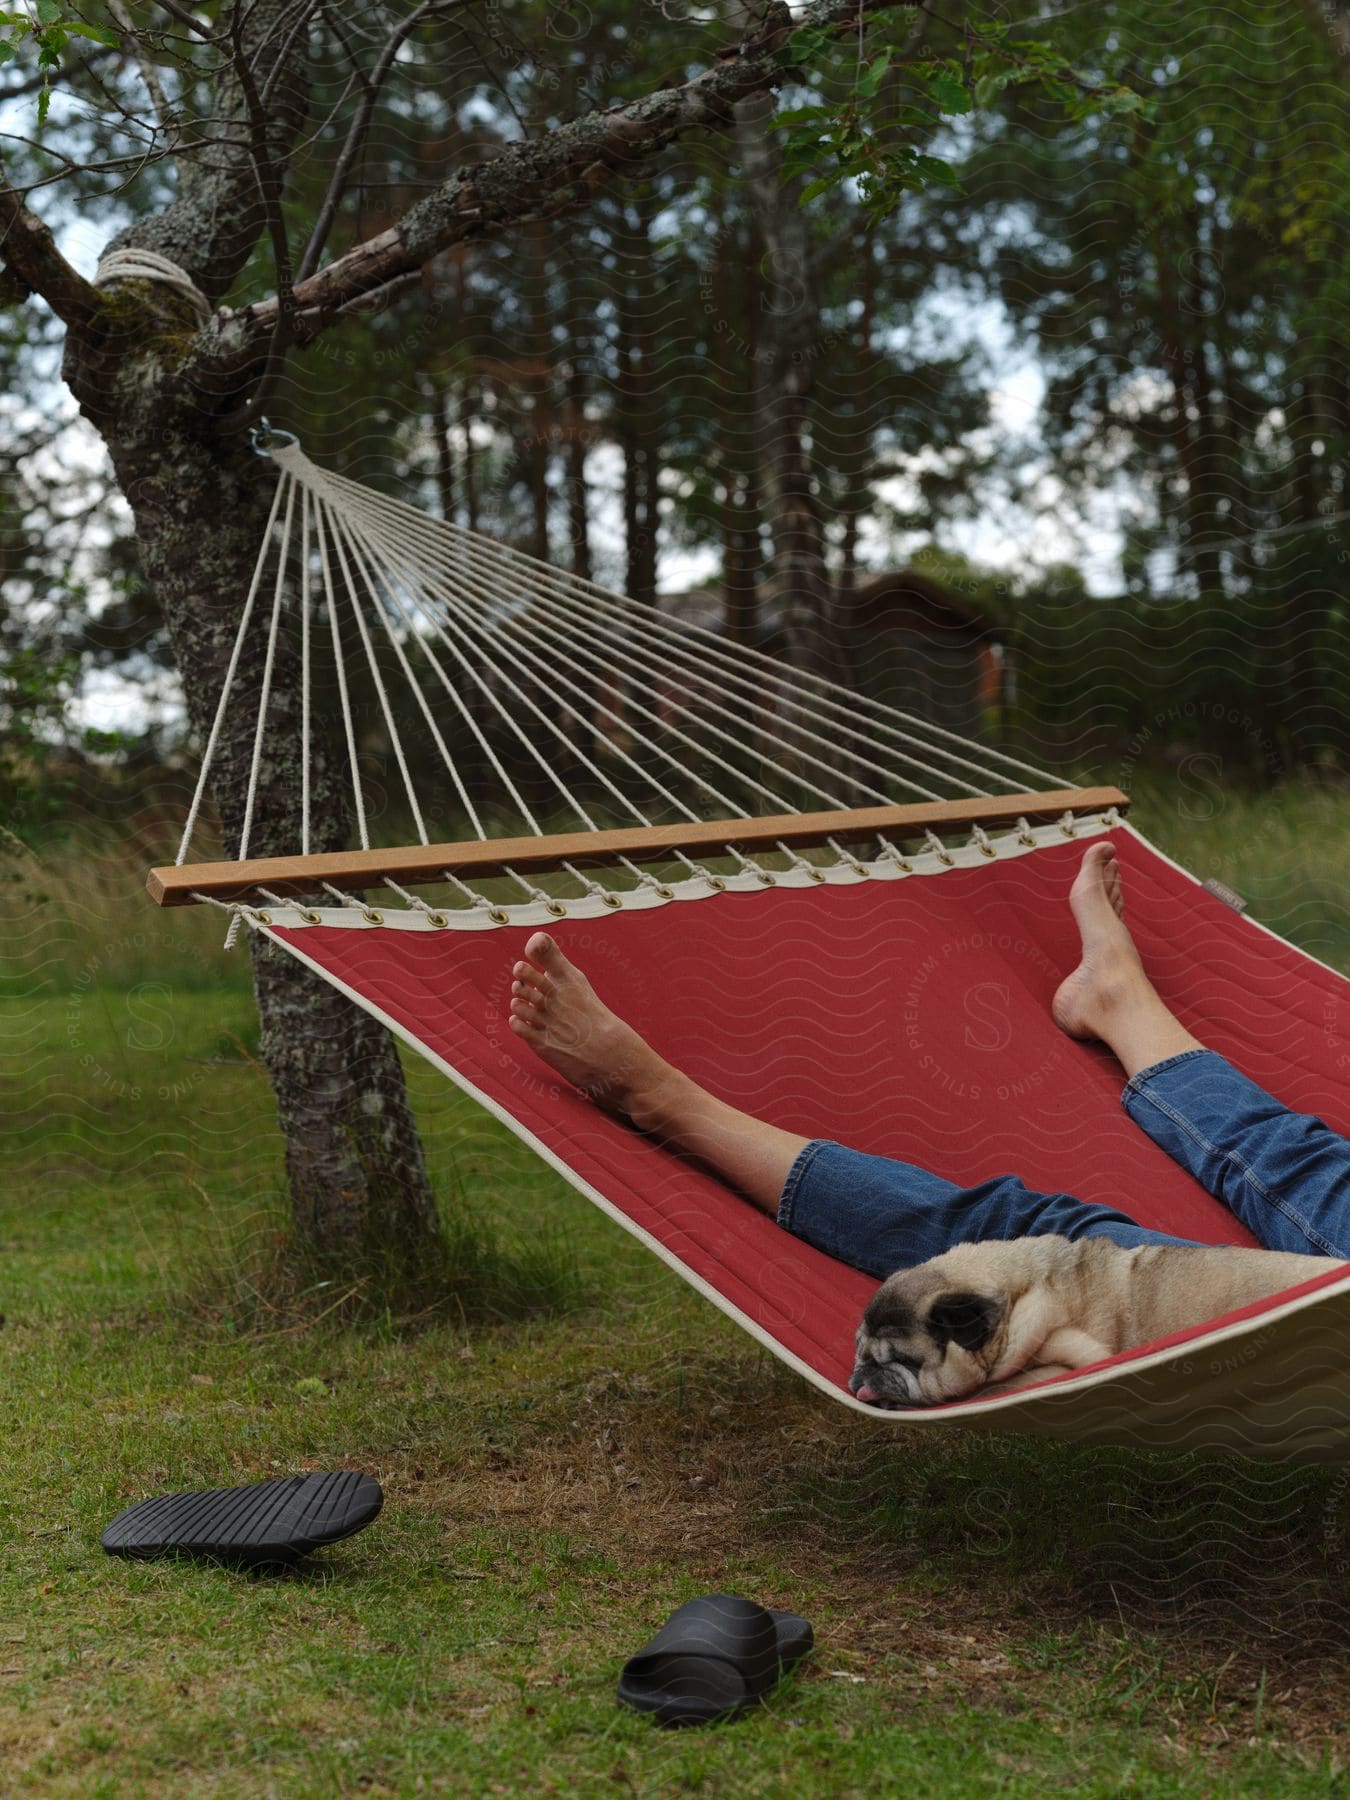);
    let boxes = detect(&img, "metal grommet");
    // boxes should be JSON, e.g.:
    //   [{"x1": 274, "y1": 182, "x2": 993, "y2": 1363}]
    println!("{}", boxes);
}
[
  {"x1": 488, "y1": 907, "x2": 510, "y2": 924},
  {"x1": 977, "y1": 842, "x2": 997, "y2": 859},
  {"x1": 847, "y1": 862, "x2": 867, "y2": 877},
  {"x1": 706, "y1": 876, "x2": 727, "y2": 892},
  {"x1": 299, "y1": 908, "x2": 322, "y2": 924},
  {"x1": 600, "y1": 893, "x2": 623, "y2": 909},
  {"x1": 756, "y1": 870, "x2": 778, "y2": 885},
  {"x1": 252, "y1": 909, "x2": 273, "y2": 925},
  {"x1": 806, "y1": 868, "x2": 826, "y2": 883},
  {"x1": 1018, "y1": 833, "x2": 1036, "y2": 848},
  {"x1": 654, "y1": 884, "x2": 674, "y2": 900},
  {"x1": 426, "y1": 911, "x2": 449, "y2": 928},
  {"x1": 545, "y1": 900, "x2": 567, "y2": 918},
  {"x1": 362, "y1": 908, "x2": 384, "y2": 925},
  {"x1": 1059, "y1": 820, "x2": 1079, "y2": 839}
]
